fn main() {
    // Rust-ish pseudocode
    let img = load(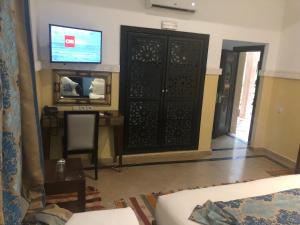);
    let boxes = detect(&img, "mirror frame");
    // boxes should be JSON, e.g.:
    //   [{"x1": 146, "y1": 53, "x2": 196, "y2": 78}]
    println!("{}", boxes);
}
[{"x1": 54, "y1": 70, "x2": 112, "y2": 105}]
